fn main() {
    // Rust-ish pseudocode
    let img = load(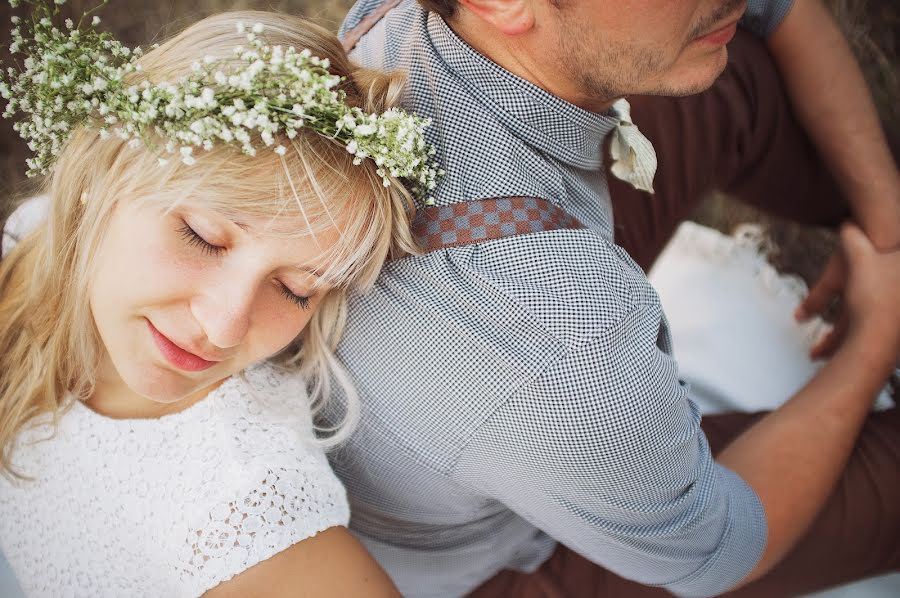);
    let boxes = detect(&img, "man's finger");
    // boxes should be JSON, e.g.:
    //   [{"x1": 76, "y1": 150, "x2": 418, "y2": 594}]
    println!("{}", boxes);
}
[
  {"x1": 796, "y1": 254, "x2": 843, "y2": 321},
  {"x1": 810, "y1": 314, "x2": 848, "y2": 360}
]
